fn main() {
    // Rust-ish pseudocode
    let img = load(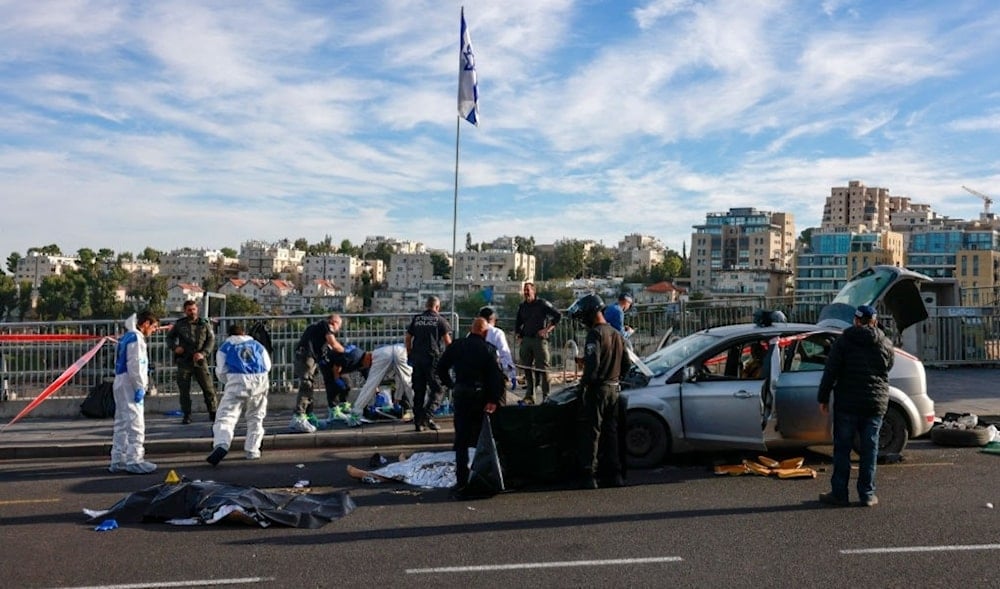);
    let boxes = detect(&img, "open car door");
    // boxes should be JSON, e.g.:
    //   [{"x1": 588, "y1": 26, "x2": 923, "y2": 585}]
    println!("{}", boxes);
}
[
  {"x1": 771, "y1": 331, "x2": 836, "y2": 442},
  {"x1": 680, "y1": 337, "x2": 768, "y2": 451}
]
